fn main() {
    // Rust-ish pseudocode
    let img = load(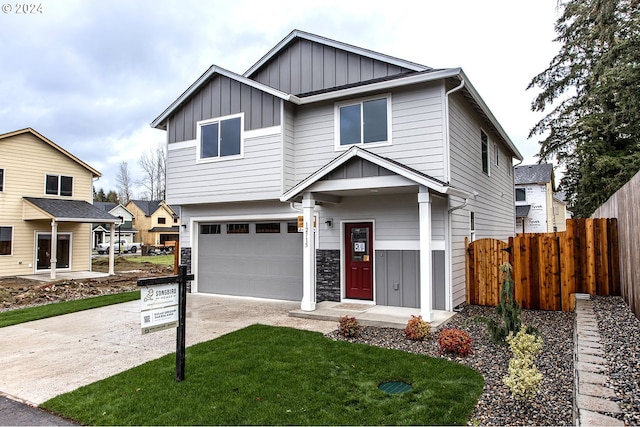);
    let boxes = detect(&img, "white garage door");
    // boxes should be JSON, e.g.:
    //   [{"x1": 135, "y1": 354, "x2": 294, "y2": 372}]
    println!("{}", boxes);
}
[{"x1": 197, "y1": 221, "x2": 303, "y2": 301}]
